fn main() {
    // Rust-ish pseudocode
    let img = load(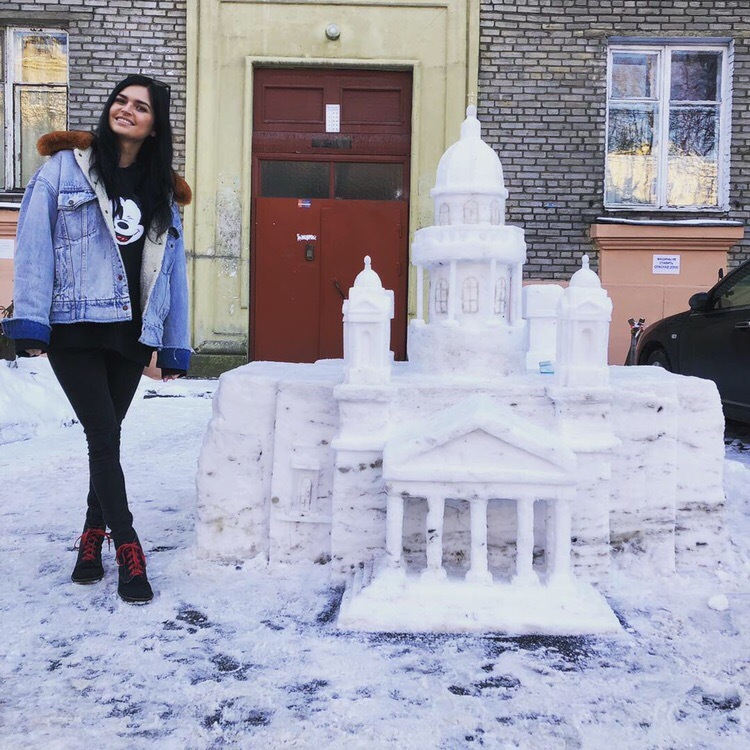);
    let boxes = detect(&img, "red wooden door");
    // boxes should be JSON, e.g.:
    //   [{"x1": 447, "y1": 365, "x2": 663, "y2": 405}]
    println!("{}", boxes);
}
[
  {"x1": 253, "y1": 197, "x2": 406, "y2": 362},
  {"x1": 254, "y1": 198, "x2": 322, "y2": 362},
  {"x1": 319, "y1": 201, "x2": 405, "y2": 359},
  {"x1": 251, "y1": 68, "x2": 411, "y2": 363}
]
